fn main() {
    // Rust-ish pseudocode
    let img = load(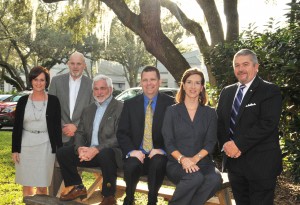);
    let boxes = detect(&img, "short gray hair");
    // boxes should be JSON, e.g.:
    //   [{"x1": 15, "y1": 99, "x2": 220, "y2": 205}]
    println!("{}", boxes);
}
[
  {"x1": 233, "y1": 49, "x2": 258, "y2": 66},
  {"x1": 69, "y1": 51, "x2": 85, "y2": 63},
  {"x1": 92, "y1": 74, "x2": 113, "y2": 88}
]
